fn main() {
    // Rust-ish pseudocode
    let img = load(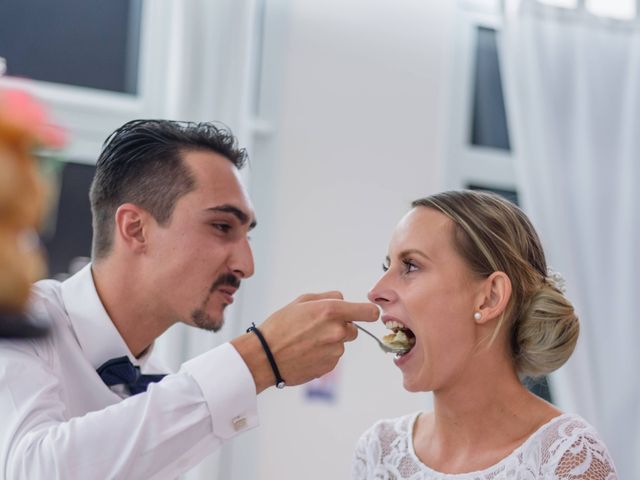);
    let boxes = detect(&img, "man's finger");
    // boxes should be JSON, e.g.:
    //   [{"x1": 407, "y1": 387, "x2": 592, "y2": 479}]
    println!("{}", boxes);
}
[
  {"x1": 328, "y1": 301, "x2": 379, "y2": 323},
  {"x1": 343, "y1": 322, "x2": 358, "y2": 342},
  {"x1": 294, "y1": 291, "x2": 344, "y2": 303}
]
